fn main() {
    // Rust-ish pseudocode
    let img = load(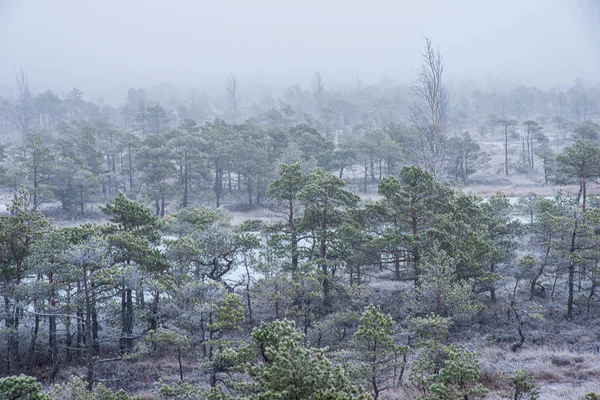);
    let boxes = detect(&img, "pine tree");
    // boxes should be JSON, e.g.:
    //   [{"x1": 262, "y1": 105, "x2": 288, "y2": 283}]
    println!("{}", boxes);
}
[{"x1": 353, "y1": 305, "x2": 408, "y2": 398}]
